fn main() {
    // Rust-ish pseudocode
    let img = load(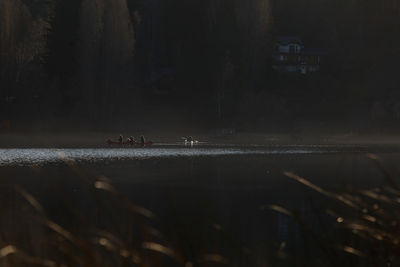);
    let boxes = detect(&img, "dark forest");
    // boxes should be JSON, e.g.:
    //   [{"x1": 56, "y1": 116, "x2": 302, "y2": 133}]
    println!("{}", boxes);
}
[
  {"x1": 1, "y1": 0, "x2": 400, "y2": 132},
  {"x1": 3, "y1": 2, "x2": 400, "y2": 266}
]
